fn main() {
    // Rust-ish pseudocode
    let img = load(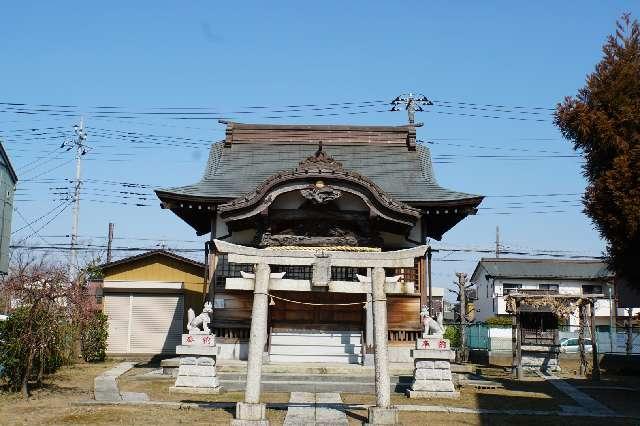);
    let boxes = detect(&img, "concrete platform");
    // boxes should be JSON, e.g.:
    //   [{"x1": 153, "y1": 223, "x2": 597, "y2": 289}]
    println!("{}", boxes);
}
[
  {"x1": 155, "y1": 358, "x2": 474, "y2": 393},
  {"x1": 406, "y1": 390, "x2": 460, "y2": 399},
  {"x1": 169, "y1": 386, "x2": 221, "y2": 394},
  {"x1": 142, "y1": 358, "x2": 475, "y2": 393},
  {"x1": 161, "y1": 358, "x2": 474, "y2": 375}
]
